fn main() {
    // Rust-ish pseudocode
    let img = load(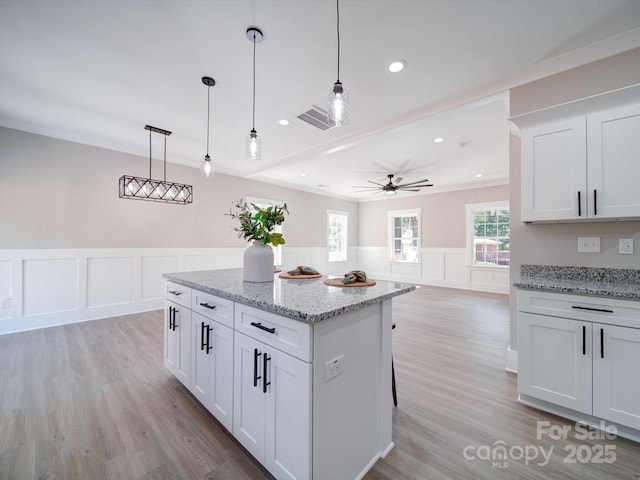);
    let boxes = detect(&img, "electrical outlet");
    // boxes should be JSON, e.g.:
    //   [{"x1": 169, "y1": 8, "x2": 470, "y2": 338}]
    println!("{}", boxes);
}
[
  {"x1": 578, "y1": 237, "x2": 600, "y2": 253},
  {"x1": 619, "y1": 238, "x2": 634, "y2": 255},
  {"x1": 324, "y1": 354, "x2": 344, "y2": 382}
]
